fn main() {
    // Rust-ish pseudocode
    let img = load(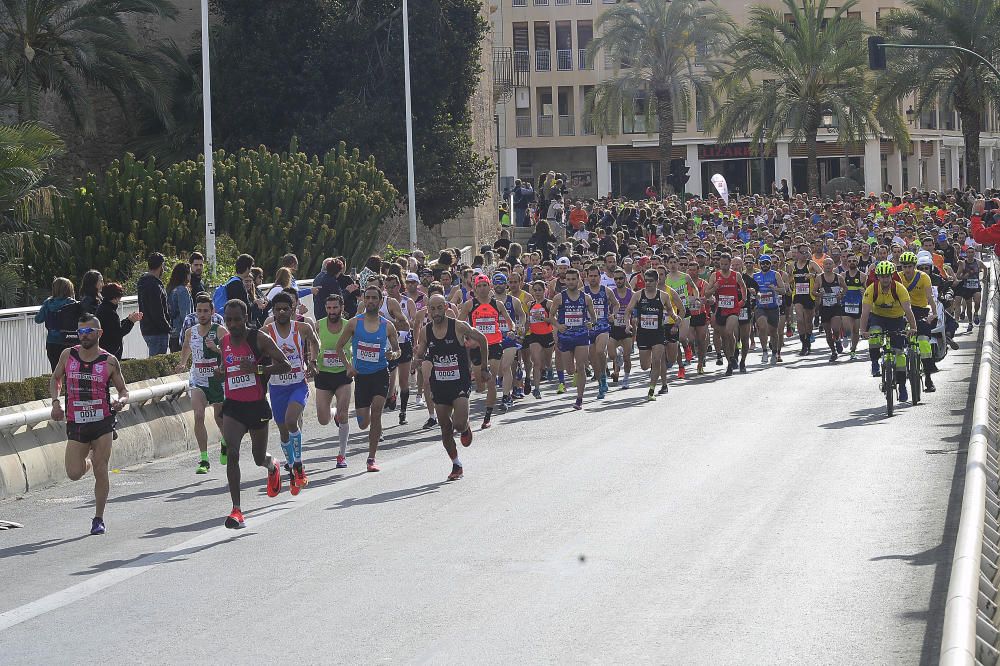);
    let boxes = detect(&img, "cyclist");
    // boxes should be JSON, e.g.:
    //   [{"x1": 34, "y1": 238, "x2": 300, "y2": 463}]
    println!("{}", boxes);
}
[
  {"x1": 860, "y1": 261, "x2": 918, "y2": 403},
  {"x1": 897, "y1": 251, "x2": 938, "y2": 392}
]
